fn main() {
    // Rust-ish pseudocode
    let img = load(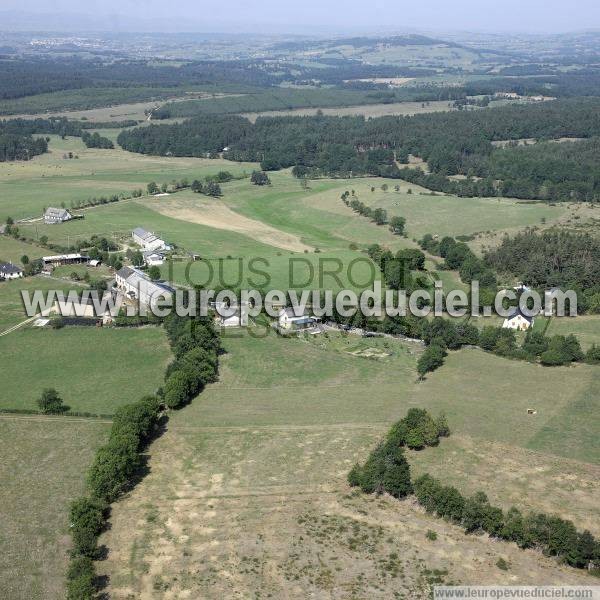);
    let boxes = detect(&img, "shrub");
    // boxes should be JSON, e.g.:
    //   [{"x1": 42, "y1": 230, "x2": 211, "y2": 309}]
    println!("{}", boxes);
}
[
  {"x1": 37, "y1": 388, "x2": 68, "y2": 414},
  {"x1": 163, "y1": 370, "x2": 193, "y2": 409},
  {"x1": 87, "y1": 434, "x2": 142, "y2": 502},
  {"x1": 417, "y1": 344, "x2": 447, "y2": 378}
]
